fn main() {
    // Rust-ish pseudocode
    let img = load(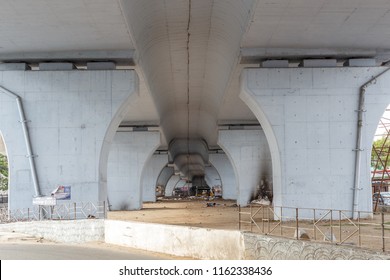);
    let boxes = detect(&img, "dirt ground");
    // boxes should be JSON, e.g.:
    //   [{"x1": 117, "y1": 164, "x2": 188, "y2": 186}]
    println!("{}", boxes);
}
[
  {"x1": 107, "y1": 198, "x2": 390, "y2": 253},
  {"x1": 108, "y1": 198, "x2": 241, "y2": 230}
]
